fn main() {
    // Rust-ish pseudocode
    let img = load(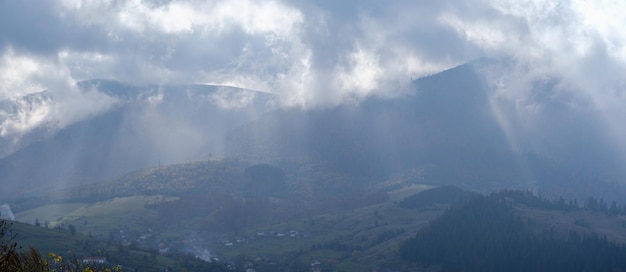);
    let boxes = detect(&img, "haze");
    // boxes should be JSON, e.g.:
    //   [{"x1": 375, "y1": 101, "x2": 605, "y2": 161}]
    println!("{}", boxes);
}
[
  {"x1": 1, "y1": 1, "x2": 624, "y2": 113},
  {"x1": 2, "y1": 1, "x2": 626, "y2": 271}
]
